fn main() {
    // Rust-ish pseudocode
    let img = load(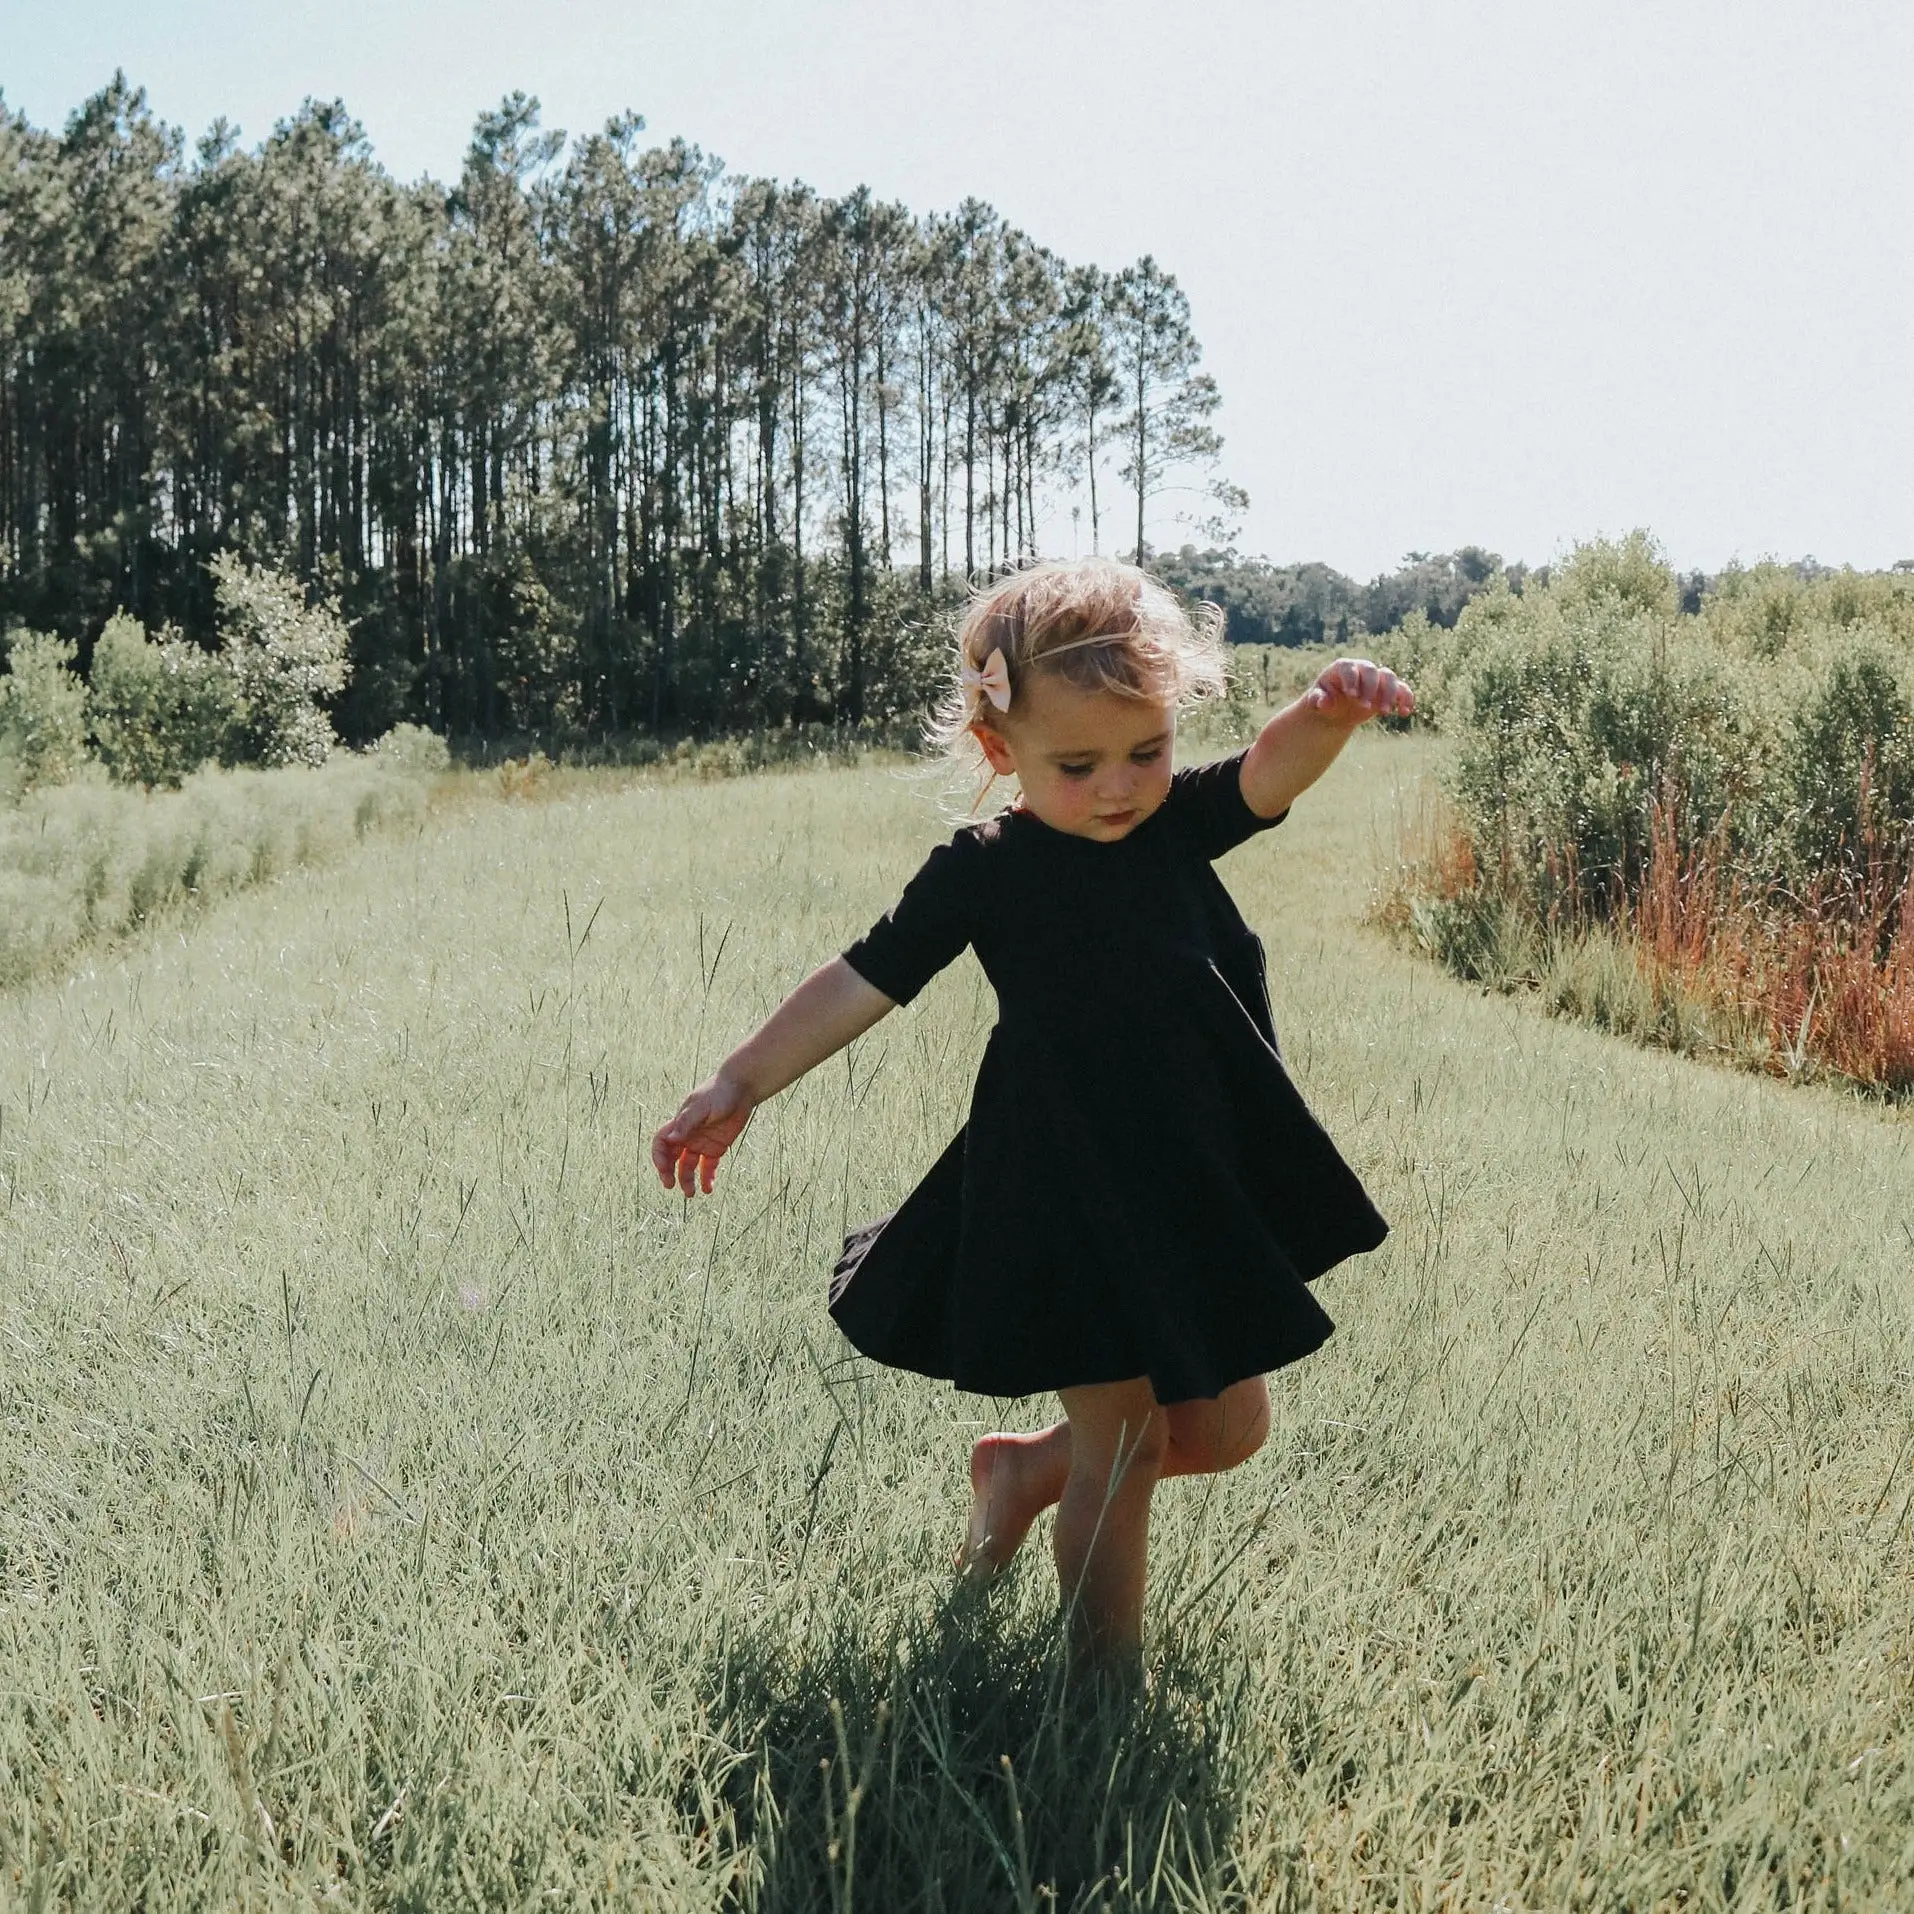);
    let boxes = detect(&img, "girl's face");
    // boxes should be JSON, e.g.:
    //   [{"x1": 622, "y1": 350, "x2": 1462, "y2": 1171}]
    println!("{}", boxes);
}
[{"x1": 974, "y1": 671, "x2": 1176, "y2": 842}]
